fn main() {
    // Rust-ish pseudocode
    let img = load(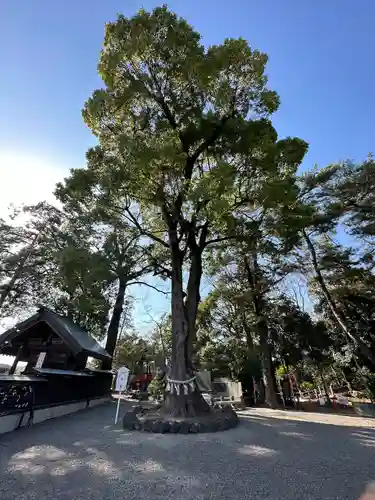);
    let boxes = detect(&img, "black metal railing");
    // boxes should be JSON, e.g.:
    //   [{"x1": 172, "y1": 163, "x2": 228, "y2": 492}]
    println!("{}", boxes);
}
[{"x1": 0, "y1": 370, "x2": 113, "y2": 416}]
